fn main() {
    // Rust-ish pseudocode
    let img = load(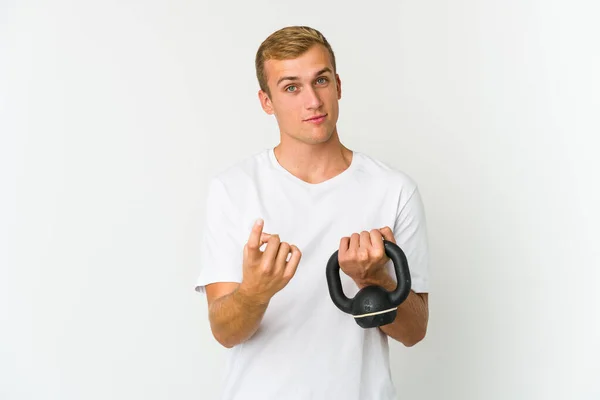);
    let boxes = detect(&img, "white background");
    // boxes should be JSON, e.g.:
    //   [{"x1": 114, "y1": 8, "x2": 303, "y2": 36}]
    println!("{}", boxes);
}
[{"x1": 1, "y1": 1, "x2": 599, "y2": 399}]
